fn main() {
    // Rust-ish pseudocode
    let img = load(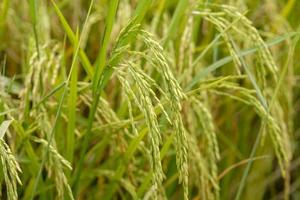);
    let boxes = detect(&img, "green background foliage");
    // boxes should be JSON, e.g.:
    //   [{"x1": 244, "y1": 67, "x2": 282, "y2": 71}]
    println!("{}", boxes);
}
[{"x1": 0, "y1": 0, "x2": 299, "y2": 199}]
